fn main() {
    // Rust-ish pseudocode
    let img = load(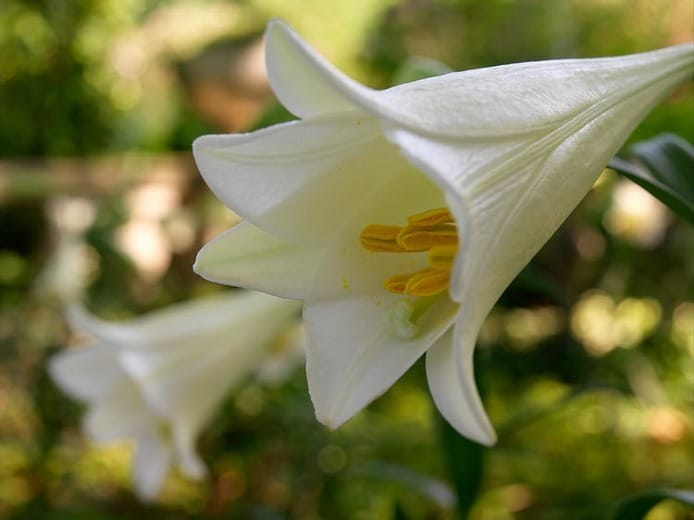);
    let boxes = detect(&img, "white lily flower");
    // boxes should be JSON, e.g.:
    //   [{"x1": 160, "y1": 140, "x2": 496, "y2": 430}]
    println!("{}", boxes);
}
[
  {"x1": 49, "y1": 290, "x2": 300, "y2": 500},
  {"x1": 193, "y1": 20, "x2": 694, "y2": 445}
]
